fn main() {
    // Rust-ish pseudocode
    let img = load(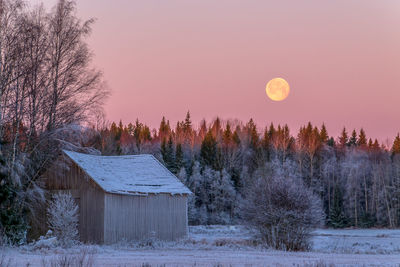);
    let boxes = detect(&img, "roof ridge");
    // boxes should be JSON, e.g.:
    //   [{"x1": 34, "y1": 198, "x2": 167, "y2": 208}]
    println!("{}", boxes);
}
[{"x1": 63, "y1": 150, "x2": 153, "y2": 158}]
